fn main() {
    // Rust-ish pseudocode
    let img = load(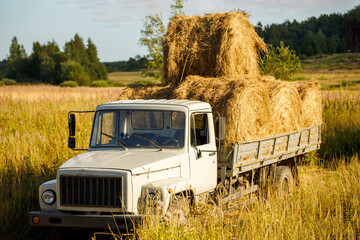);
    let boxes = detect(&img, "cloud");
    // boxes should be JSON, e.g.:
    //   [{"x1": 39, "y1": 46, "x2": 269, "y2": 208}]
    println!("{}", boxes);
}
[{"x1": 59, "y1": 0, "x2": 163, "y2": 27}]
